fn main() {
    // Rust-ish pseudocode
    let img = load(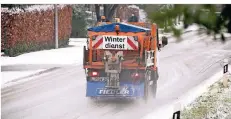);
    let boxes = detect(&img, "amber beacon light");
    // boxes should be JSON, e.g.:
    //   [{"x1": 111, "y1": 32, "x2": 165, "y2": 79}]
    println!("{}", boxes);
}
[{"x1": 115, "y1": 25, "x2": 120, "y2": 35}]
